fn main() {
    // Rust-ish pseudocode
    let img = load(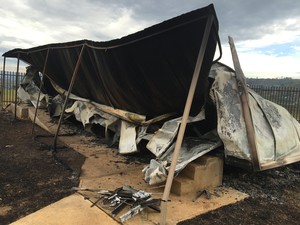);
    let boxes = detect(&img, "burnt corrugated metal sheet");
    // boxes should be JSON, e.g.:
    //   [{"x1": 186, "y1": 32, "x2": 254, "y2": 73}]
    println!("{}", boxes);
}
[{"x1": 3, "y1": 4, "x2": 219, "y2": 118}]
